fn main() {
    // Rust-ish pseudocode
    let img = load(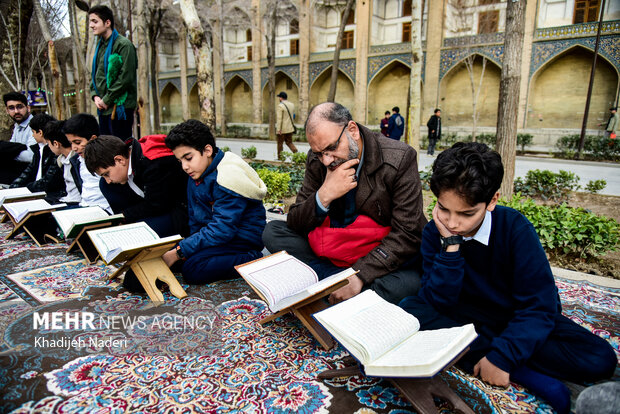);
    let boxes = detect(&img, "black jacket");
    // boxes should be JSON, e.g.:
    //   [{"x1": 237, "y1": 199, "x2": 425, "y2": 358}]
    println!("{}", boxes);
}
[
  {"x1": 10, "y1": 143, "x2": 64, "y2": 198},
  {"x1": 426, "y1": 115, "x2": 441, "y2": 139}
]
